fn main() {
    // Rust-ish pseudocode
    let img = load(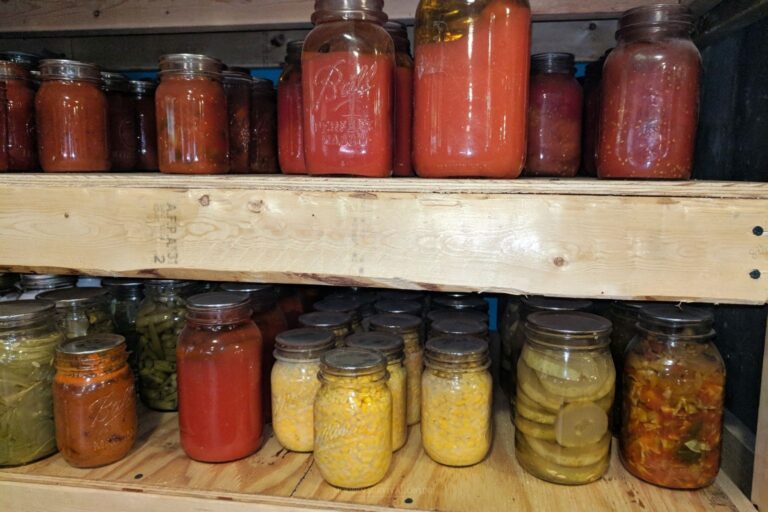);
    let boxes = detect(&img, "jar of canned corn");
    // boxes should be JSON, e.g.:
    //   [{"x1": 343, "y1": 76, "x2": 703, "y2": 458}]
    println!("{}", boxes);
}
[
  {"x1": 314, "y1": 348, "x2": 392, "y2": 489},
  {"x1": 422, "y1": 336, "x2": 492, "y2": 466},
  {"x1": 313, "y1": 297, "x2": 363, "y2": 333},
  {"x1": 299, "y1": 311, "x2": 352, "y2": 347}
]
